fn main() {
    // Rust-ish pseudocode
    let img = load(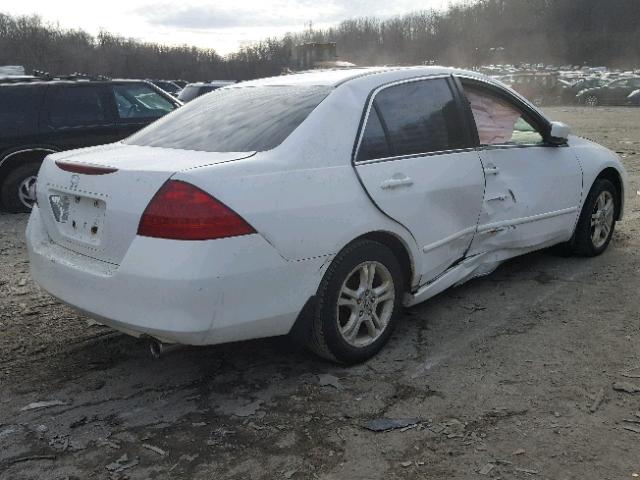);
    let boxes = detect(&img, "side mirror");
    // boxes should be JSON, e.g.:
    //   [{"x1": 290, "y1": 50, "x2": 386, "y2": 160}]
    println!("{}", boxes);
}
[{"x1": 548, "y1": 121, "x2": 570, "y2": 145}]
